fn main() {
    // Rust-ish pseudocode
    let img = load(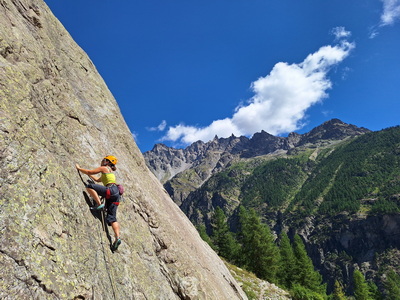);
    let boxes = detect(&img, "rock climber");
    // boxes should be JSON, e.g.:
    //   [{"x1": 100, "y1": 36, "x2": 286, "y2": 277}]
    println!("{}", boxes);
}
[{"x1": 76, "y1": 155, "x2": 122, "y2": 251}]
